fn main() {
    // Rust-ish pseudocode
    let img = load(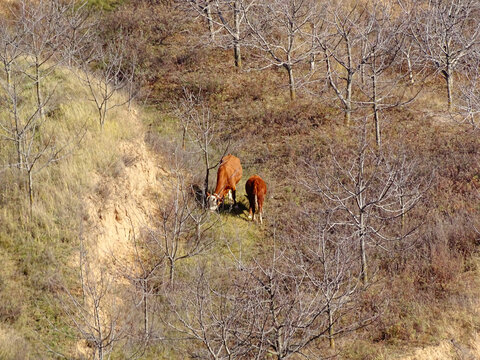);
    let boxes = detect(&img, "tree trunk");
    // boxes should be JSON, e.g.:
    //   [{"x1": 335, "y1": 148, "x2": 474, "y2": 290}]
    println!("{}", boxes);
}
[
  {"x1": 345, "y1": 38, "x2": 353, "y2": 126},
  {"x1": 372, "y1": 62, "x2": 380, "y2": 147},
  {"x1": 99, "y1": 107, "x2": 105, "y2": 131},
  {"x1": 286, "y1": 65, "x2": 296, "y2": 101},
  {"x1": 400, "y1": 192, "x2": 406, "y2": 234},
  {"x1": 28, "y1": 168, "x2": 34, "y2": 217},
  {"x1": 360, "y1": 235, "x2": 367, "y2": 285},
  {"x1": 344, "y1": 101, "x2": 352, "y2": 126},
  {"x1": 406, "y1": 50, "x2": 414, "y2": 85},
  {"x1": 143, "y1": 278, "x2": 149, "y2": 336},
  {"x1": 345, "y1": 70, "x2": 353, "y2": 126},
  {"x1": 234, "y1": 40, "x2": 241, "y2": 68},
  {"x1": 169, "y1": 258, "x2": 175, "y2": 285},
  {"x1": 182, "y1": 126, "x2": 187, "y2": 150},
  {"x1": 328, "y1": 304, "x2": 335, "y2": 349},
  {"x1": 15, "y1": 138, "x2": 22, "y2": 170},
  {"x1": 5, "y1": 64, "x2": 11, "y2": 88},
  {"x1": 310, "y1": 22, "x2": 315, "y2": 72},
  {"x1": 276, "y1": 326, "x2": 284, "y2": 360},
  {"x1": 359, "y1": 205, "x2": 367, "y2": 284},
  {"x1": 204, "y1": 152, "x2": 210, "y2": 208},
  {"x1": 94, "y1": 296, "x2": 103, "y2": 360},
  {"x1": 205, "y1": 3, "x2": 214, "y2": 41},
  {"x1": 13, "y1": 99, "x2": 23, "y2": 170},
  {"x1": 360, "y1": 63, "x2": 365, "y2": 85},
  {"x1": 286, "y1": 11, "x2": 295, "y2": 101},
  {"x1": 445, "y1": 67, "x2": 453, "y2": 111},
  {"x1": 234, "y1": 0, "x2": 242, "y2": 68},
  {"x1": 101, "y1": 82, "x2": 109, "y2": 129},
  {"x1": 35, "y1": 60, "x2": 44, "y2": 120}
]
